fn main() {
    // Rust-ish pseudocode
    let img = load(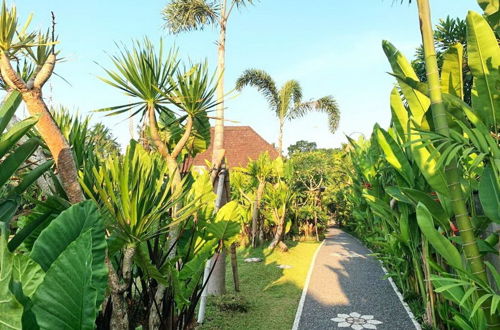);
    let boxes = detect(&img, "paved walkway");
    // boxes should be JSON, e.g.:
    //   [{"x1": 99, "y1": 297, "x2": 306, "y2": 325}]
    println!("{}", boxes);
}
[{"x1": 293, "y1": 228, "x2": 420, "y2": 330}]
